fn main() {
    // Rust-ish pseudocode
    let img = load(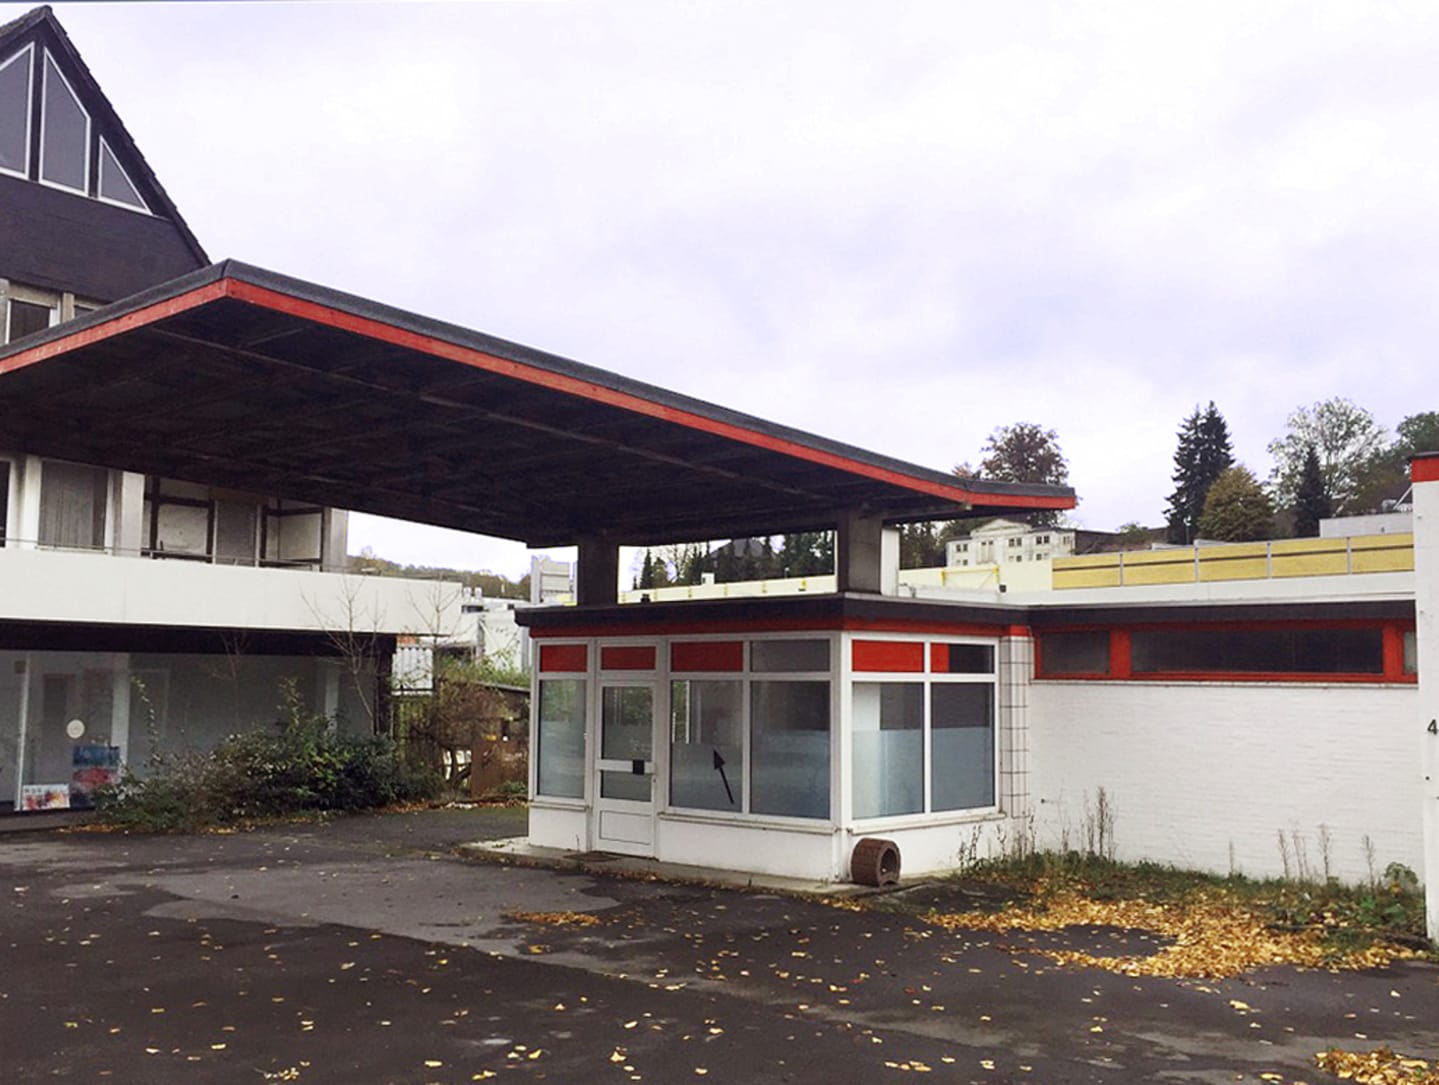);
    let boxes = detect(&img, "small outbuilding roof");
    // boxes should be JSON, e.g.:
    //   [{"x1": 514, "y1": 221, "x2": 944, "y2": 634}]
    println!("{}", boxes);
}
[{"x1": 0, "y1": 261, "x2": 1074, "y2": 547}]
